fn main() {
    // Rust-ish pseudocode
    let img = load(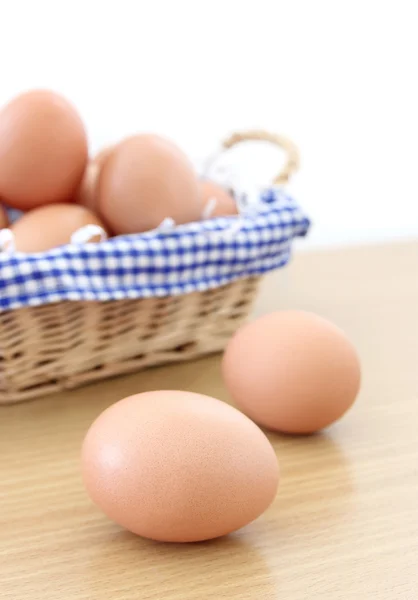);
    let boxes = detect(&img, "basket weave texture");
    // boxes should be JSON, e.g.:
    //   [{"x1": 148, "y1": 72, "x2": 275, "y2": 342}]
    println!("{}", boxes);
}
[{"x1": 0, "y1": 276, "x2": 259, "y2": 404}]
